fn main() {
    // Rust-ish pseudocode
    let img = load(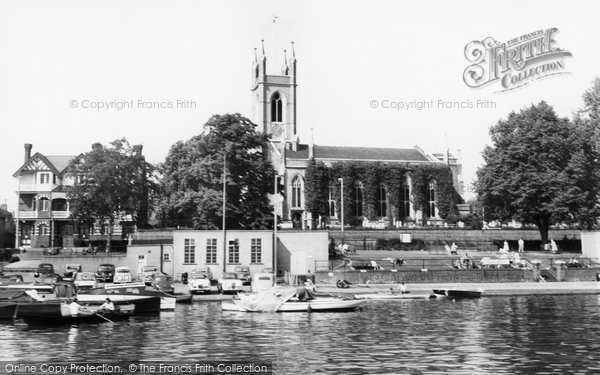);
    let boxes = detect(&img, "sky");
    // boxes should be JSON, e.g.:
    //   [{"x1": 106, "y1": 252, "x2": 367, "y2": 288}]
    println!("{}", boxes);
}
[{"x1": 1, "y1": 0, "x2": 599, "y2": 212}]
